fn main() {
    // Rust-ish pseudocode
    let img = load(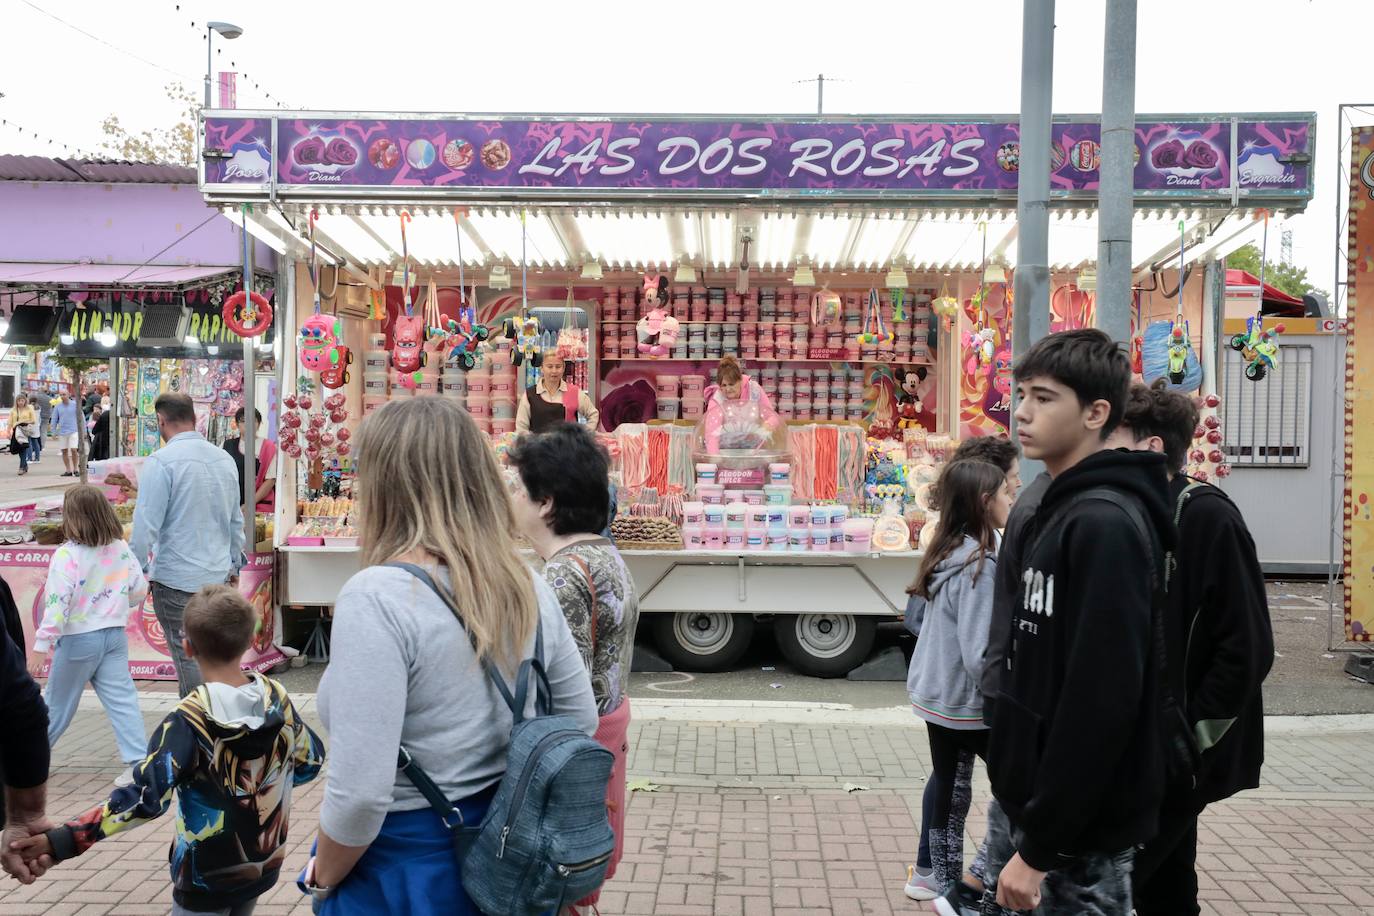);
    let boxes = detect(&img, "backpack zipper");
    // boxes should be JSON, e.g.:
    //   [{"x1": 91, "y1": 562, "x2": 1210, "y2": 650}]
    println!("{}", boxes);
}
[
  {"x1": 556, "y1": 850, "x2": 613, "y2": 877},
  {"x1": 497, "y1": 728, "x2": 585, "y2": 859}
]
